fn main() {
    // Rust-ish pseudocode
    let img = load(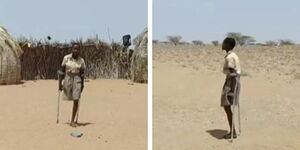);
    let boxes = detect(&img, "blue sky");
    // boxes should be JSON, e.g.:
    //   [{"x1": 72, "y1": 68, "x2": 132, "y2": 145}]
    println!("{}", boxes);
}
[
  {"x1": 0, "y1": 0, "x2": 147, "y2": 43},
  {"x1": 154, "y1": 0, "x2": 300, "y2": 43}
]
